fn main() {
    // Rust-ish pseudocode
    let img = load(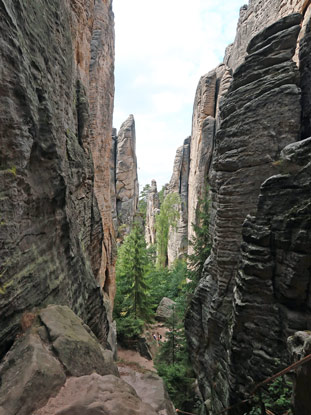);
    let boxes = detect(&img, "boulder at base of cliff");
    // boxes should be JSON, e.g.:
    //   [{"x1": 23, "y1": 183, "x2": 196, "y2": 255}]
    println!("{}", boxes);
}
[
  {"x1": 155, "y1": 297, "x2": 176, "y2": 322},
  {"x1": 35, "y1": 374, "x2": 158, "y2": 415},
  {"x1": 0, "y1": 305, "x2": 120, "y2": 415},
  {"x1": 119, "y1": 366, "x2": 176, "y2": 415}
]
